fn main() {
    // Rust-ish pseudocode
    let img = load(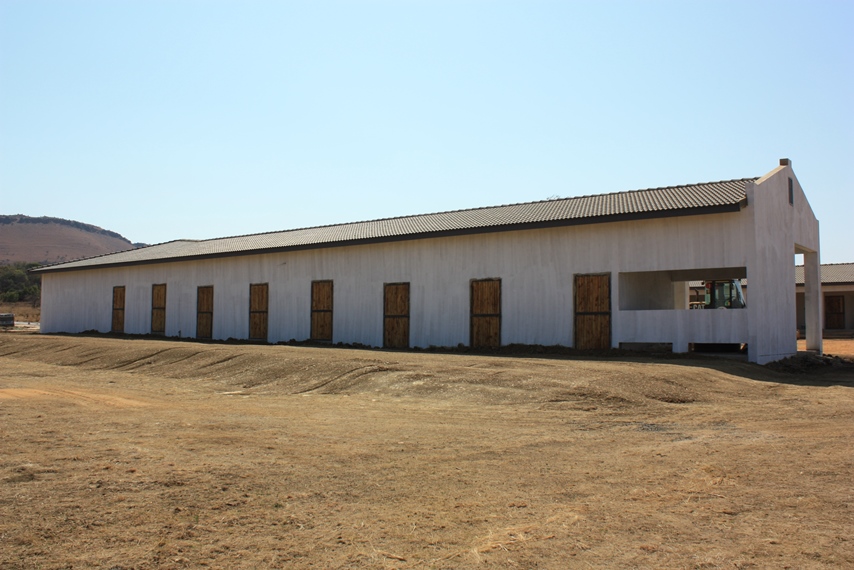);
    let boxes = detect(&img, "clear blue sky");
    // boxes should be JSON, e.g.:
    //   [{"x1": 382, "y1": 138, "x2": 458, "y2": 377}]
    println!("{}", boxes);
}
[{"x1": 1, "y1": 1, "x2": 852, "y2": 262}]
